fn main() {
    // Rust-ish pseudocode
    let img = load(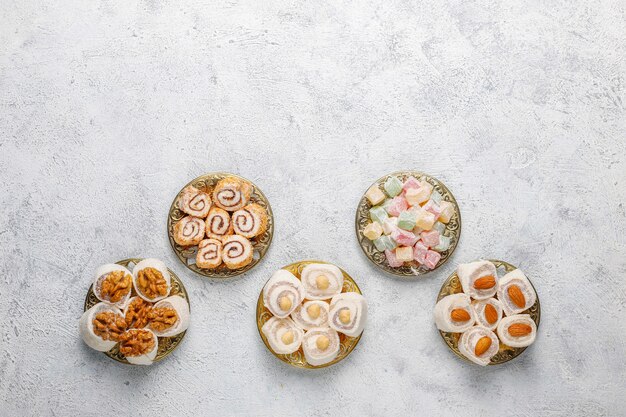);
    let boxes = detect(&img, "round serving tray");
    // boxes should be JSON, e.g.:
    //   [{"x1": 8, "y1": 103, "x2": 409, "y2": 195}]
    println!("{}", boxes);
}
[
  {"x1": 436, "y1": 259, "x2": 541, "y2": 365},
  {"x1": 167, "y1": 172, "x2": 274, "y2": 278},
  {"x1": 256, "y1": 260, "x2": 363, "y2": 369},
  {"x1": 355, "y1": 171, "x2": 461, "y2": 276},
  {"x1": 83, "y1": 258, "x2": 190, "y2": 365}
]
